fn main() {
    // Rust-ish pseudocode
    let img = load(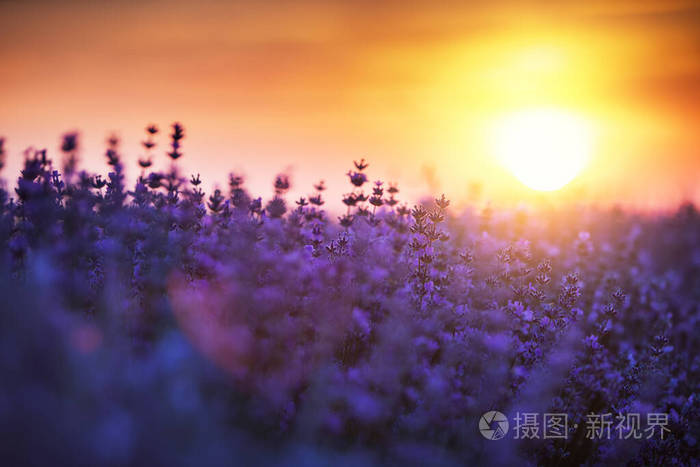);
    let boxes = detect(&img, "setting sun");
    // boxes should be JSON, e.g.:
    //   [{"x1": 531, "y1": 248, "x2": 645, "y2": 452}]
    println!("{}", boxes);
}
[{"x1": 491, "y1": 109, "x2": 594, "y2": 191}]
